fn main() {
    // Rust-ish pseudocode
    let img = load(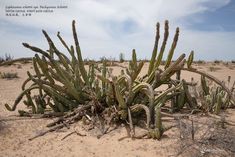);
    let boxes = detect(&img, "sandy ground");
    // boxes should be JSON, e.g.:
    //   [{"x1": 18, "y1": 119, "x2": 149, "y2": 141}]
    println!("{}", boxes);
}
[{"x1": 0, "y1": 62, "x2": 235, "y2": 157}]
